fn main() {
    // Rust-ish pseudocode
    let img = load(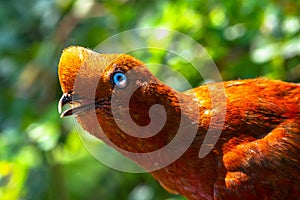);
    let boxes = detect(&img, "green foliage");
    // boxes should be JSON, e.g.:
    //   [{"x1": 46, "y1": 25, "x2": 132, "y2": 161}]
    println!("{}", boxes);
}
[{"x1": 0, "y1": 0, "x2": 299, "y2": 199}]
